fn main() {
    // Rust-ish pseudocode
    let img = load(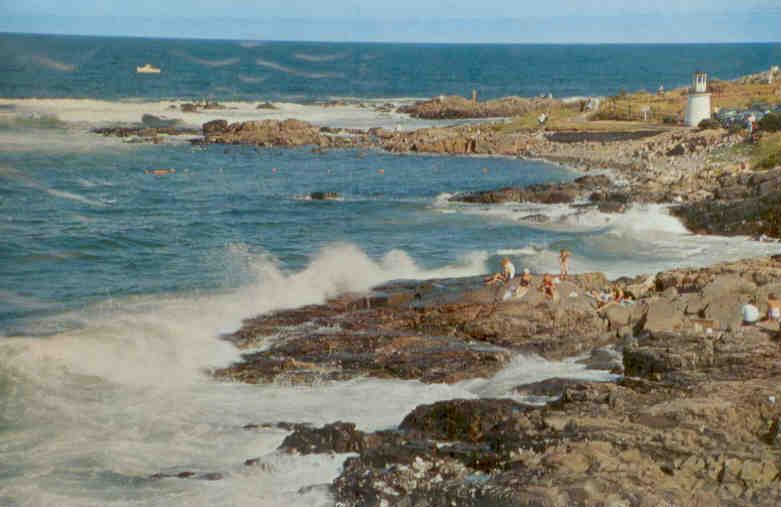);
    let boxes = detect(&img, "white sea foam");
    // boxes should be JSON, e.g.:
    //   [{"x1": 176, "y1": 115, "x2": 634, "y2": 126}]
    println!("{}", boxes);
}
[
  {"x1": 1, "y1": 242, "x2": 598, "y2": 507},
  {"x1": 0, "y1": 98, "x2": 457, "y2": 132},
  {"x1": 458, "y1": 354, "x2": 618, "y2": 401},
  {"x1": 466, "y1": 202, "x2": 781, "y2": 278},
  {"x1": 3, "y1": 234, "x2": 754, "y2": 505}
]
